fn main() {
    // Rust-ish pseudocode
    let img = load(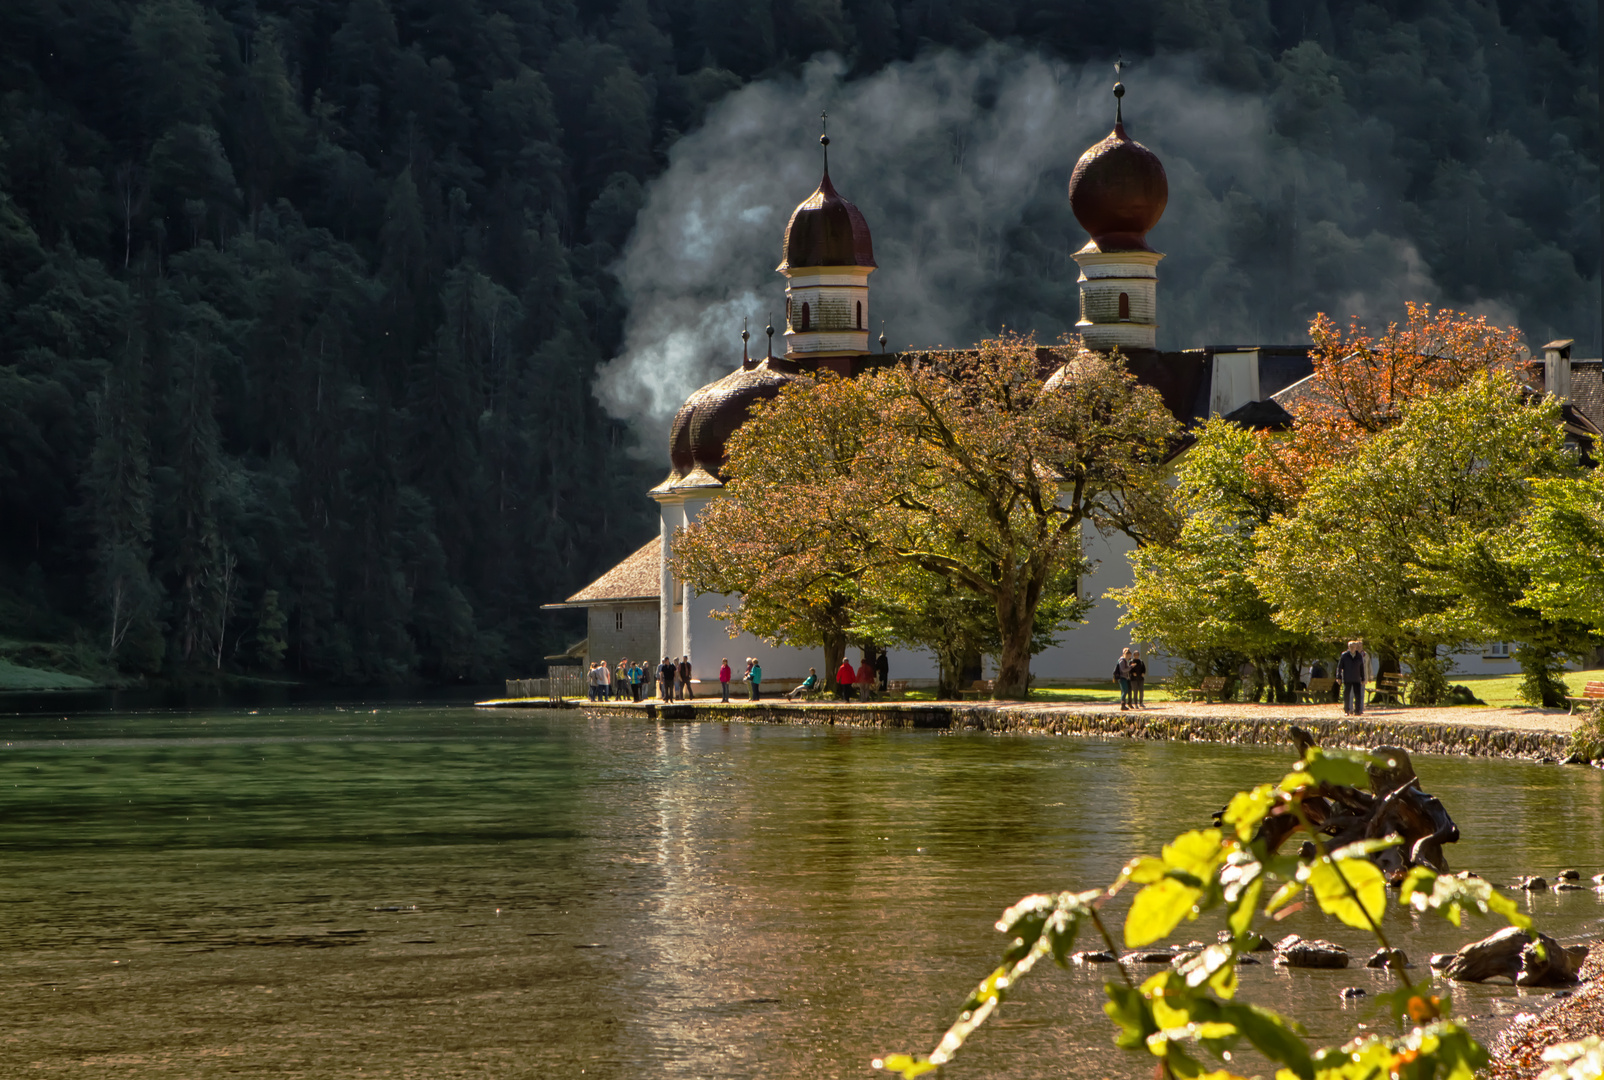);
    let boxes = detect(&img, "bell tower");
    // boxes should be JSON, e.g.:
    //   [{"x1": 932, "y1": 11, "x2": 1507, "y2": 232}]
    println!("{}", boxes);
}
[
  {"x1": 778, "y1": 113, "x2": 877, "y2": 359},
  {"x1": 1068, "y1": 66, "x2": 1169, "y2": 352}
]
